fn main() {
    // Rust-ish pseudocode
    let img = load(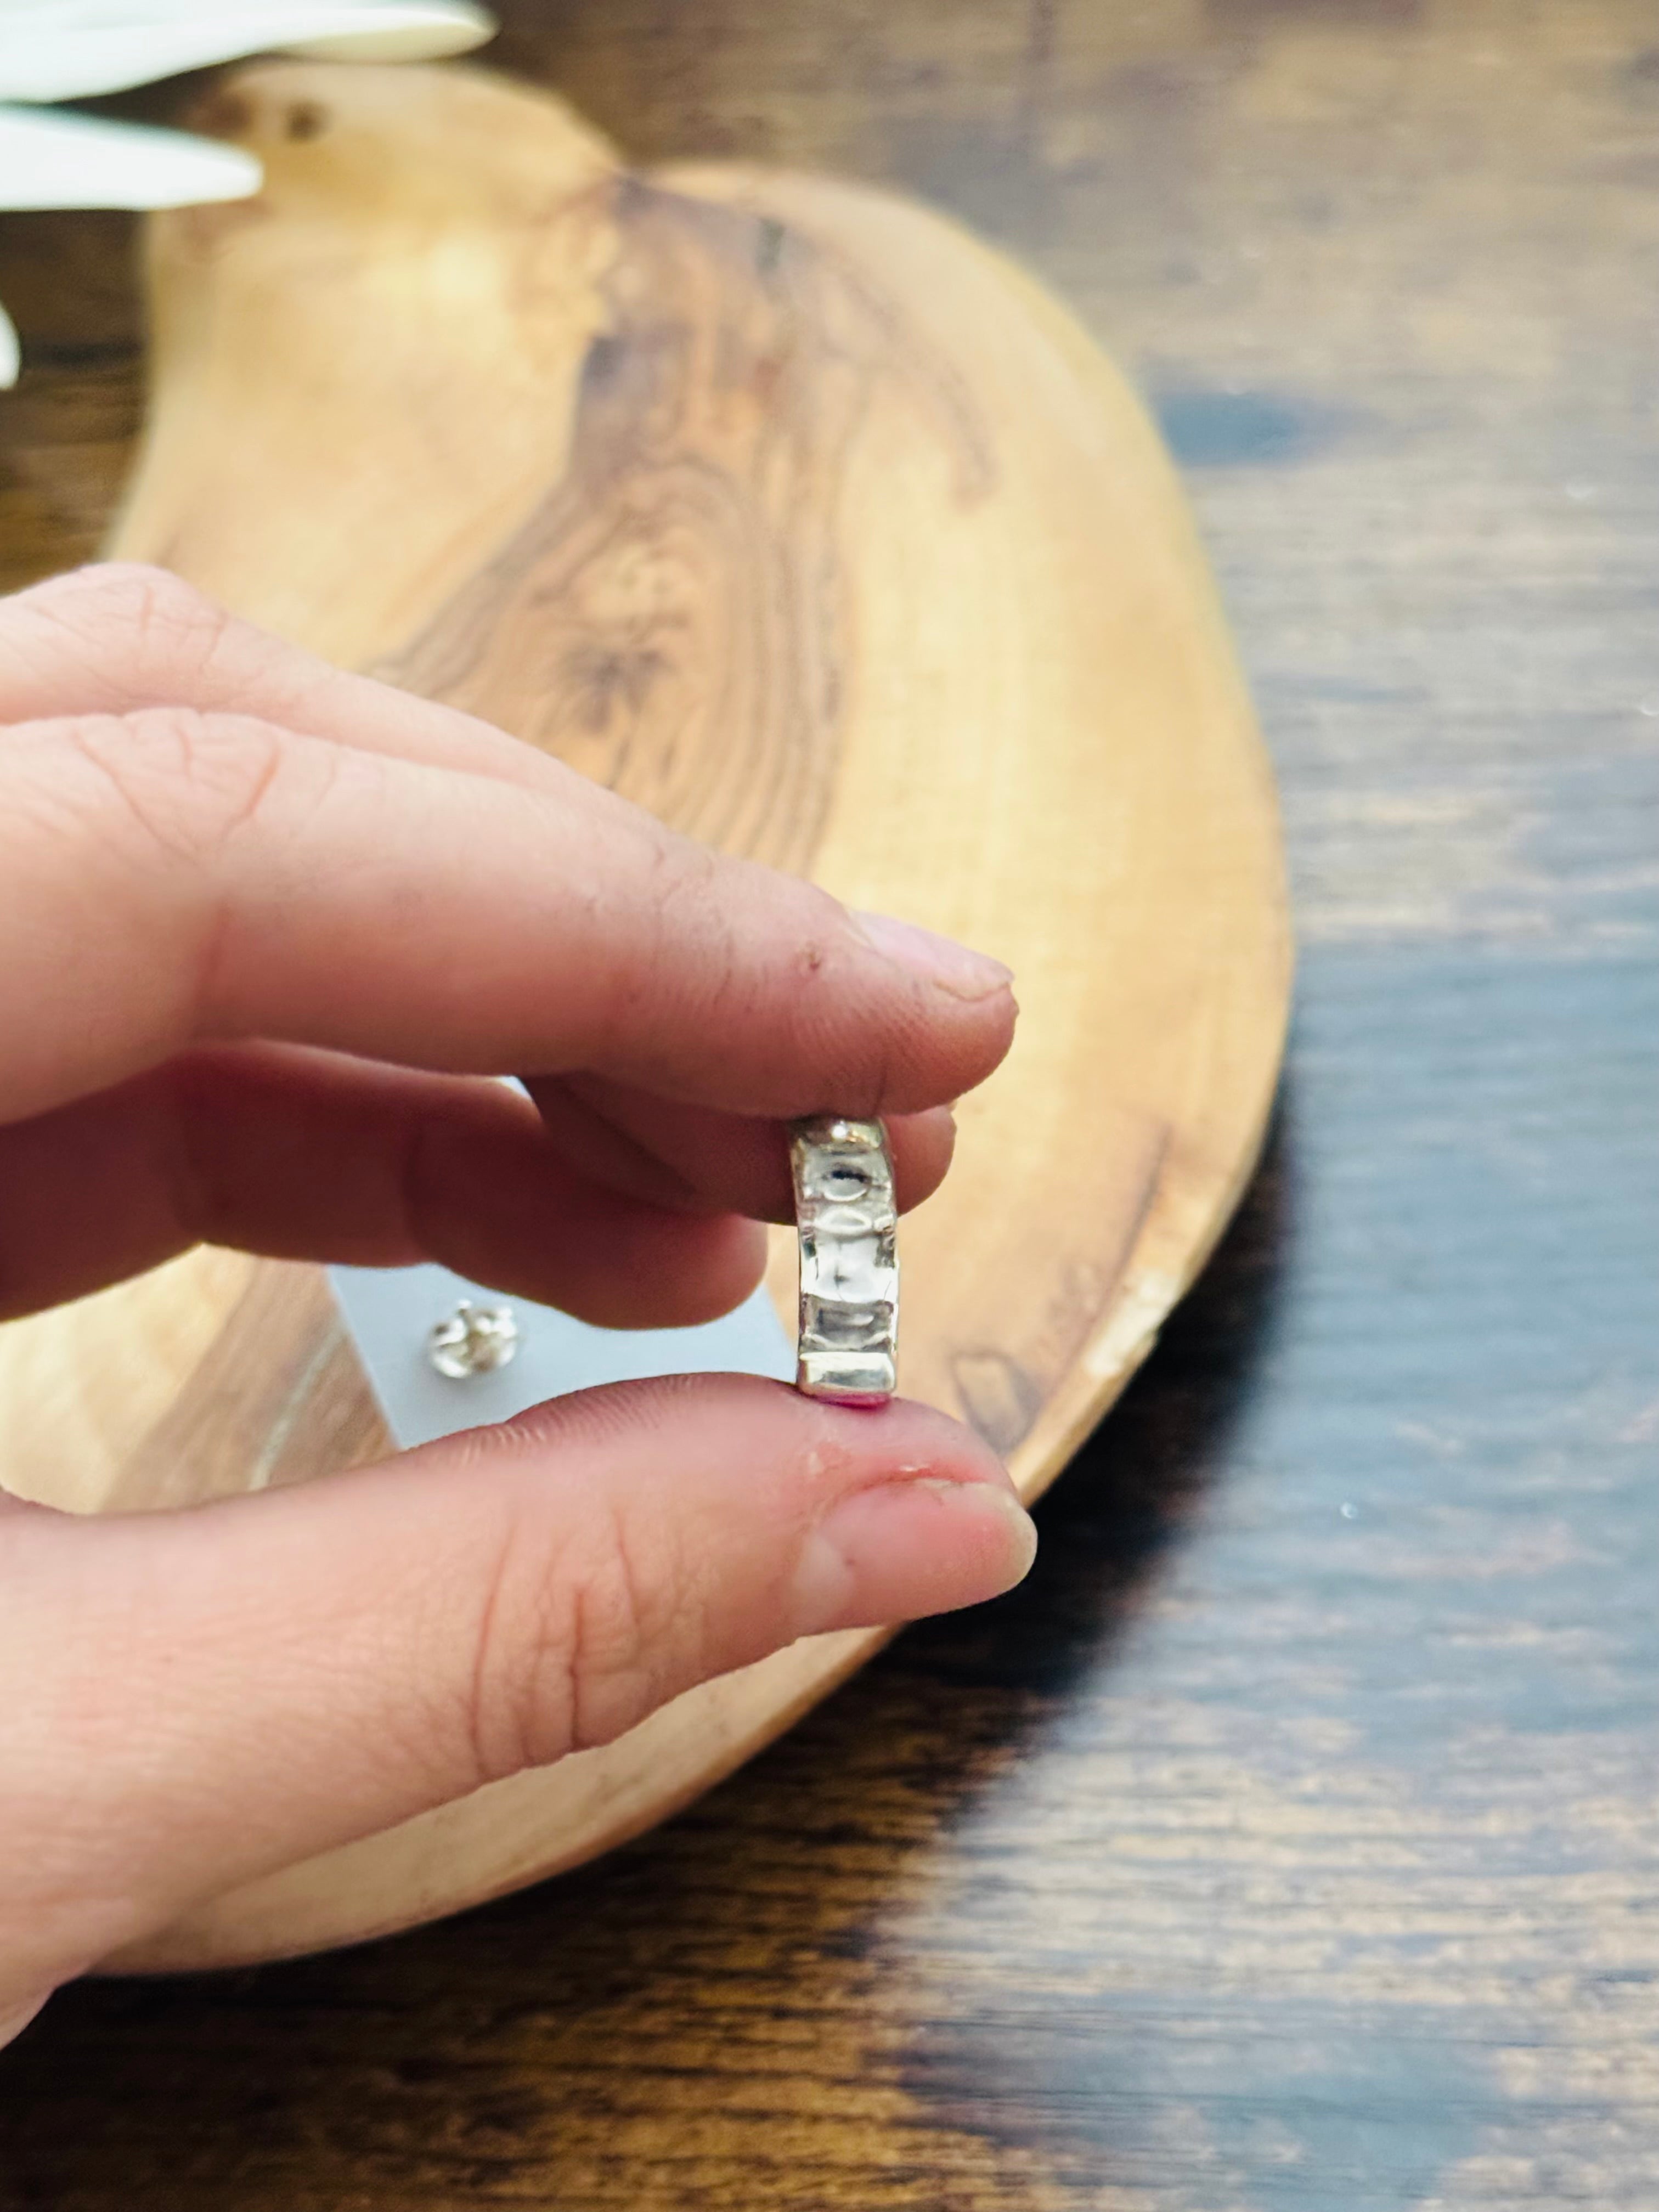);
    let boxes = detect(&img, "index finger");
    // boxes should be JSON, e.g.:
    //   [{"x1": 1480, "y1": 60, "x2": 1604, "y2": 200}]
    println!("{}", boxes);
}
[{"x1": 1, "y1": 701, "x2": 1015, "y2": 1126}]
